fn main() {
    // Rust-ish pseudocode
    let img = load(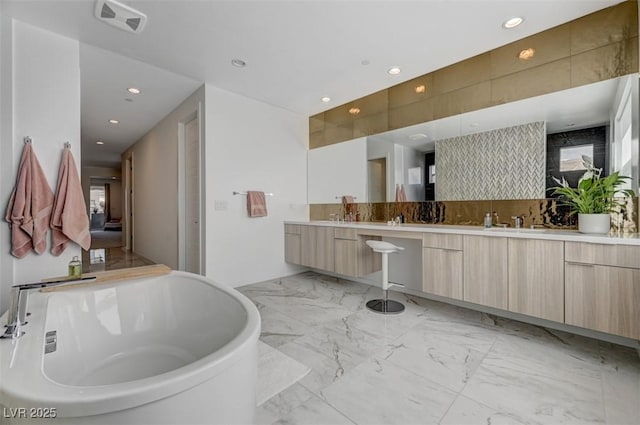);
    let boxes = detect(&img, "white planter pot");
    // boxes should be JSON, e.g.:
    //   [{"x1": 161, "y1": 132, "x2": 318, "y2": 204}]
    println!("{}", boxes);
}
[{"x1": 578, "y1": 213, "x2": 611, "y2": 234}]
